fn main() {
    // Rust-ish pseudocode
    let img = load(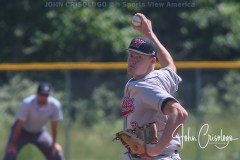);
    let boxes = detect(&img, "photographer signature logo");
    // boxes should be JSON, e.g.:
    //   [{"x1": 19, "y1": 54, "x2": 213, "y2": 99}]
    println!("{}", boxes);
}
[{"x1": 174, "y1": 124, "x2": 239, "y2": 149}]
